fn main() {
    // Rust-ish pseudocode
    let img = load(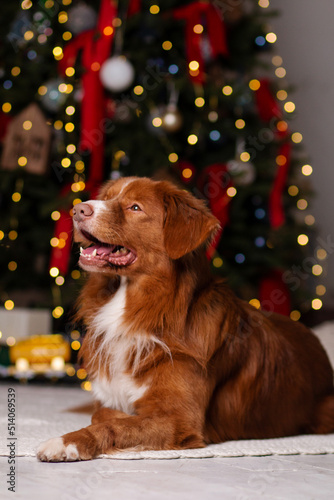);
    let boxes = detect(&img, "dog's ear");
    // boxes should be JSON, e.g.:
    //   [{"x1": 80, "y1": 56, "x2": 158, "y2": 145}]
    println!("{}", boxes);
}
[{"x1": 160, "y1": 182, "x2": 220, "y2": 259}]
